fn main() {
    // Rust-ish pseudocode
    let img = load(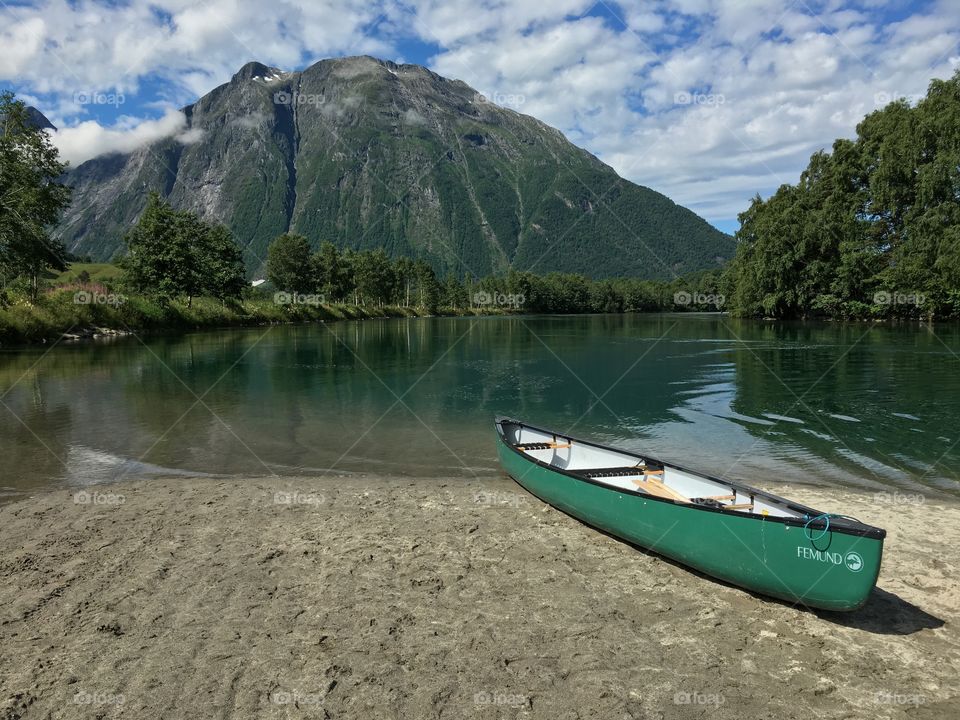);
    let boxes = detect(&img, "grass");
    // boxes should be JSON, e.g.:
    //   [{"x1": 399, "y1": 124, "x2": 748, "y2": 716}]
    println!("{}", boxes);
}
[
  {"x1": 51, "y1": 263, "x2": 125, "y2": 284},
  {"x1": 0, "y1": 284, "x2": 498, "y2": 346}
]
